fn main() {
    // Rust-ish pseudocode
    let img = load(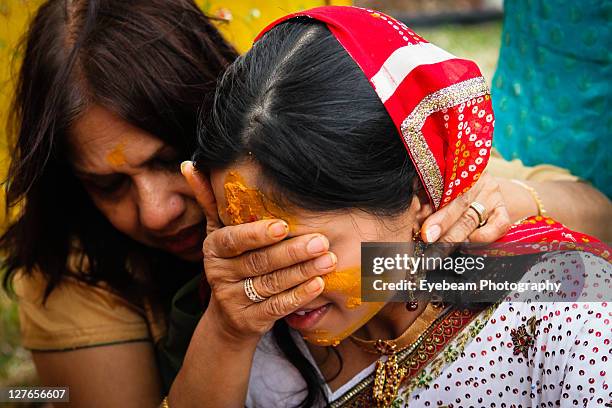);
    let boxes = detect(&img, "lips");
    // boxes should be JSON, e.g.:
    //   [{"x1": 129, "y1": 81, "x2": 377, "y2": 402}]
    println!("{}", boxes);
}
[
  {"x1": 161, "y1": 223, "x2": 204, "y2": 254},
  {"x1": 285, "y1": 304, "x2": 330, "y2": 330}
]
